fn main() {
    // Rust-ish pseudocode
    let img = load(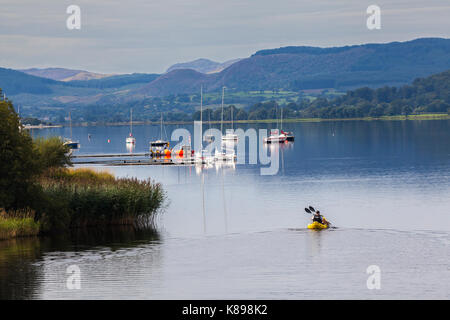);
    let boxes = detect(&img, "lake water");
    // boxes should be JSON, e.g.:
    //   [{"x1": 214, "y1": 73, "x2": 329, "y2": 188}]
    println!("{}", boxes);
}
[{"x1": 1, "y1": 120, "x2": 449, "y2": 299}]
